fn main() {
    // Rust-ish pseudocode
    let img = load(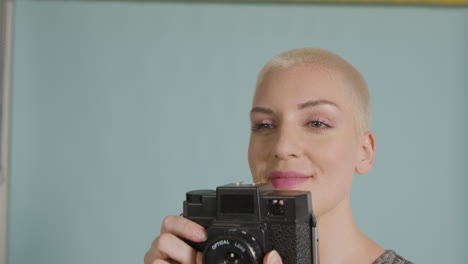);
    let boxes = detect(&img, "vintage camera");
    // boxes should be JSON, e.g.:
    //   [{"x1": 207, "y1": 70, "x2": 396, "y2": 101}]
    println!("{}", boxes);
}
[{"x1": 183, "y1": 183, "x2": 319, "y2": 264}]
